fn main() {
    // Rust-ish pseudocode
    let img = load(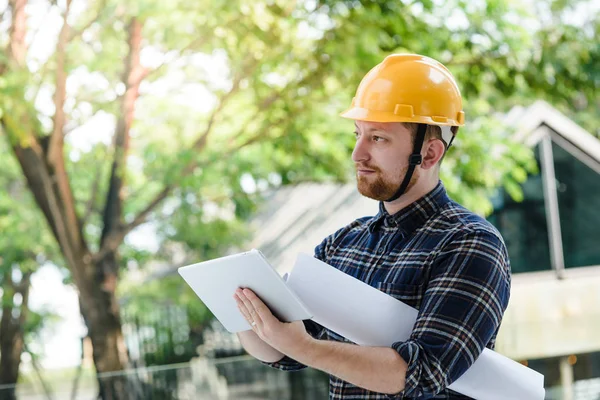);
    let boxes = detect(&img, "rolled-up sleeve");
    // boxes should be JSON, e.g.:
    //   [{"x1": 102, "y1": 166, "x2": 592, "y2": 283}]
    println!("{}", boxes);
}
[
  {"x1": 263, "y1": 355, "x2": 308, "y2": 371},
  {"x1": 391, "y1": 228, "x2": 511, "y2": 398}
]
